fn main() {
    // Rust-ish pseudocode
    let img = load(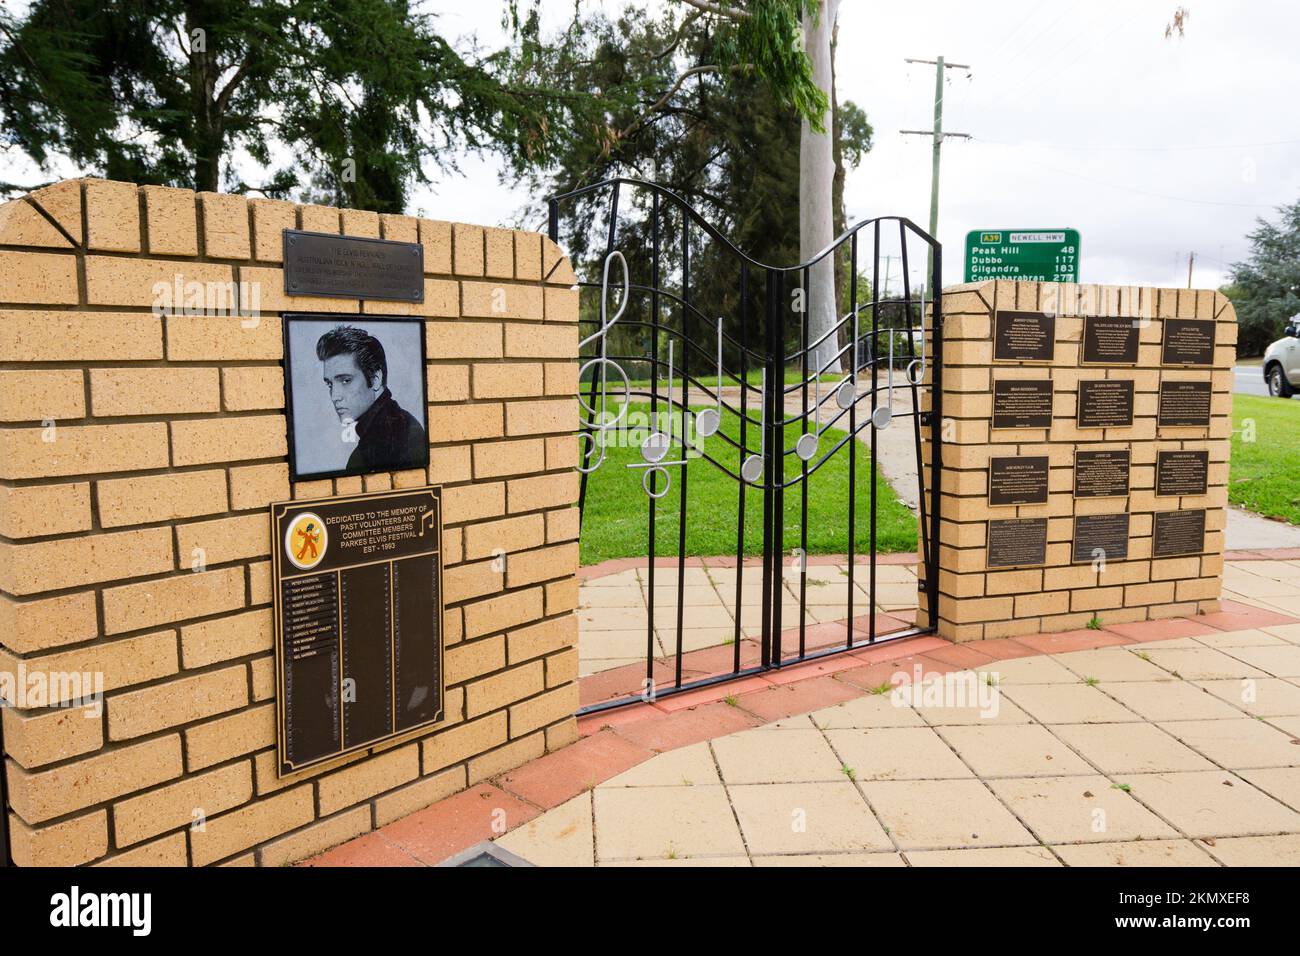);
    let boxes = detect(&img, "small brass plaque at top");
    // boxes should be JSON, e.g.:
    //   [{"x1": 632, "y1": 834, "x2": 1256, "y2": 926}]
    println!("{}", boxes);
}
[
  {"x1": 1161, "y1": 318, "x2": 1216, "y2": 367},
  {"x1": 283, "y1": 229, "x2": 424, "y2": 302},
  {"x1": 993, "y1": 310, "x2": 1056, "y2": 362},
  {"x1": 1081, "y1": 316, "x2": 1140, "y2": 365}
]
